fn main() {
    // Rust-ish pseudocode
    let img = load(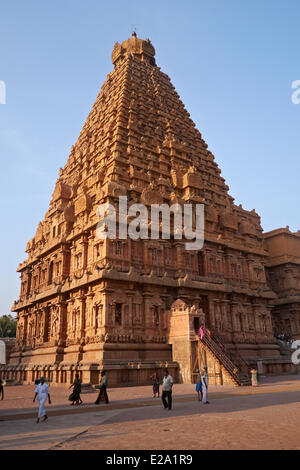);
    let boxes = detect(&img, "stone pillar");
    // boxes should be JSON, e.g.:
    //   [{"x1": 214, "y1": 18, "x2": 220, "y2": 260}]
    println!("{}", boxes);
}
[
  {"x1": 231, "y1": 301, "x2": 239, "y2": 332},
  {"x1": 70, "y1": 242, "x2": 76, "y2": 275},
  {"x1": 257, "y1": 359, "x2": 264, "y2": 375},
  {"x1": 66, "y1": 370, "x2": 72, "y2": 384},
  {"x1": 87, "y1": 233, "x2": 94, "y2": 267},
  {"x1": 66, "y1": 298, "x2": 75, "y2": 338},
  {"x1": 221, "y1": 299, "x2": 232, "y2": 340},
  {"x1": 23, "y1": 315, "x2": 28, "y2": 345},
  {"x1": 57, "y1": 300, "x2": 67, "y2": 343},
  {"x1": 175, "y1": 243, "x2": 184, "y2": 274},
  {"x1": 85, "y1": 290, "x2": 95, "y2": 337},
  {"x1": 208, "y1": 297, "x2": 215, "y2": 329},
  {"x1": 80, "y1": 232, "x2": 89, "y2": 269},
  {"x1": 102, "y1": 289, "x2": 112, "y2": 328},
  {"x1": 143, "y1": 293, "x2": 153, "y2": 328},
  {"x1": 127, "y1": 292, "x2": 134, "y2": 328},
  {"x1": 214, "y1": 299, "x2": 222, "y2": 331},
  {"x1": 79, "y1": 293, "x2": 87, "y2": 340},
  {"x1": 60, "y1": 244, "x2": 71, "y2": 279},
  {"x1": 167, "y1": 300, "x2": 192, "y2": 383}
]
